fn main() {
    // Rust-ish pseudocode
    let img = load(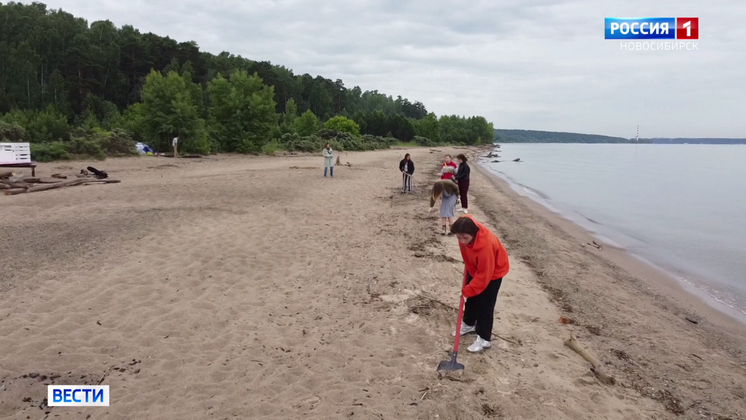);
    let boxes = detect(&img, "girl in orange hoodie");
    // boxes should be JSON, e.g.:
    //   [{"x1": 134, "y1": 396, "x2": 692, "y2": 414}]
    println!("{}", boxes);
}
[{"x1": 450, "y1": 214, "x2": 510, "y2": 352}]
